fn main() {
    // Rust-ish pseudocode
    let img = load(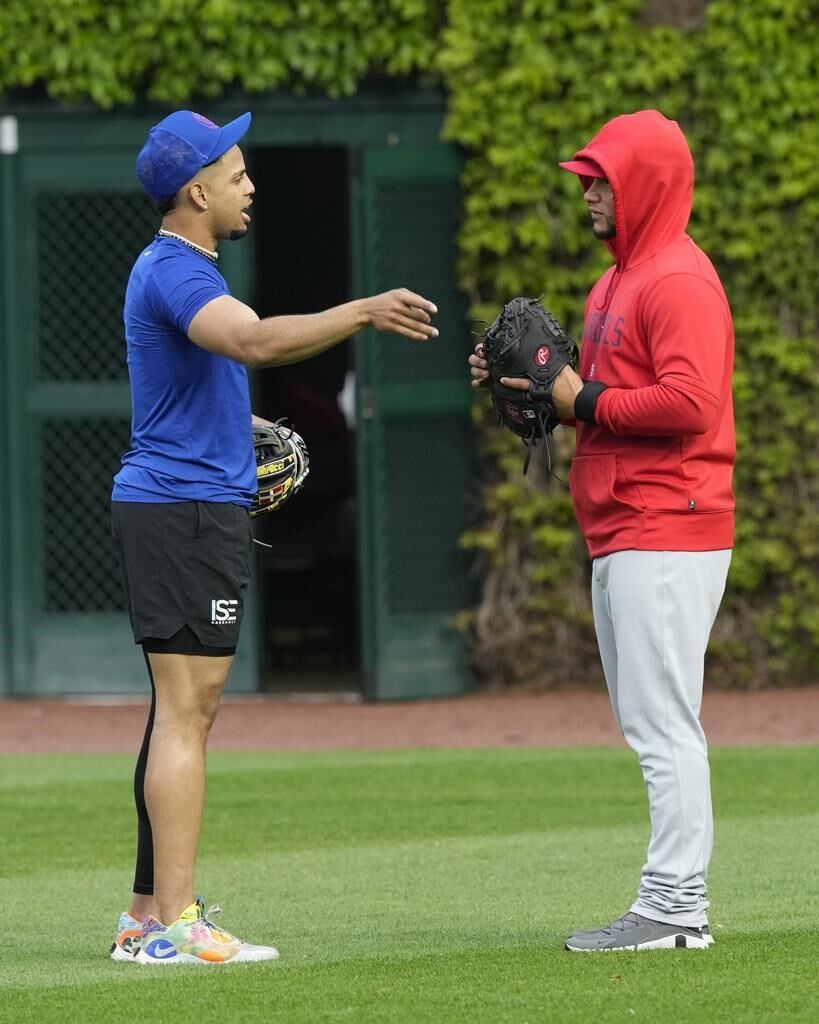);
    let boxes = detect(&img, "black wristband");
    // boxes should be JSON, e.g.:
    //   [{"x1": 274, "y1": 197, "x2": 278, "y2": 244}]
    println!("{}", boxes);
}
[{"x1": 574, "y1": 381, "x2": 608, "y2": 424}]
